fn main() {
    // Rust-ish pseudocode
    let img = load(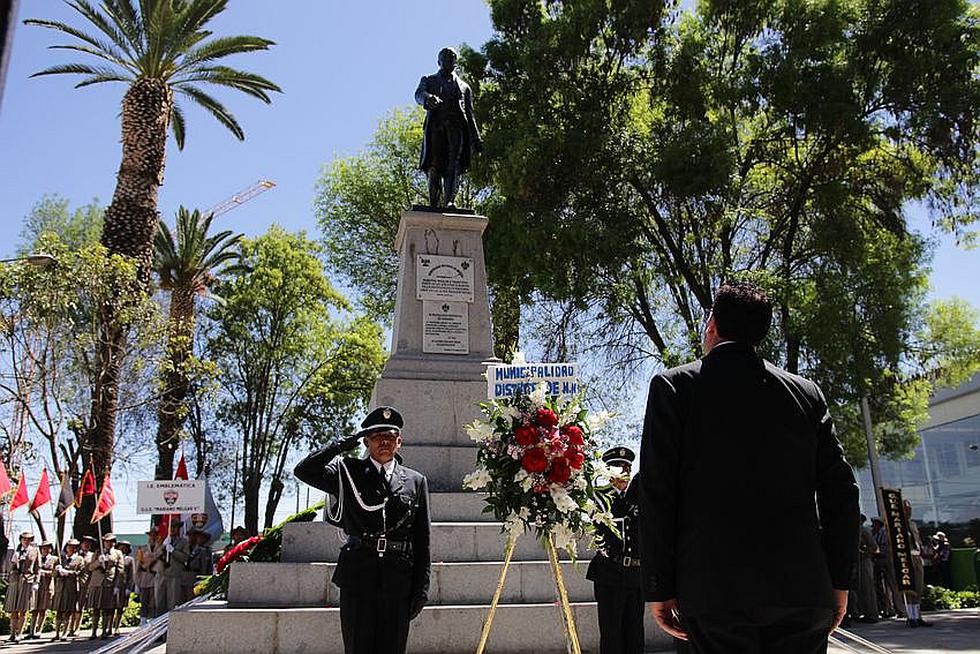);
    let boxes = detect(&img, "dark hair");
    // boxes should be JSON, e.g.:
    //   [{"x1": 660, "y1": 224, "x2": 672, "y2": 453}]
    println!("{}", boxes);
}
[{"x1": 710, "y1": 281, "x2": 772, "y2": 346}]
